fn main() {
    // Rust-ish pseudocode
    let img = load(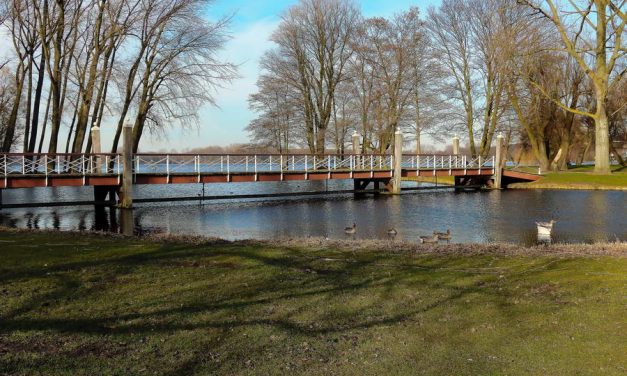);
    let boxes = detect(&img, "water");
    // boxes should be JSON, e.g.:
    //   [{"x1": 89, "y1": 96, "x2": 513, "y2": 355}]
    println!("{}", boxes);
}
[{"x1": 1, "y1": 180, "x2": 625, "y2": 245}]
